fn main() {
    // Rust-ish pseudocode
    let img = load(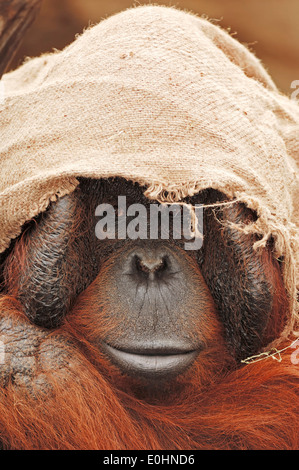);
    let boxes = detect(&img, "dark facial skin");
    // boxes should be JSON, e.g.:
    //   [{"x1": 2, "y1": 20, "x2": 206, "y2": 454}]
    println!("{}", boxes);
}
[{"x1": 0, "y1": 178, "x2": 288, "y2": 383}]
